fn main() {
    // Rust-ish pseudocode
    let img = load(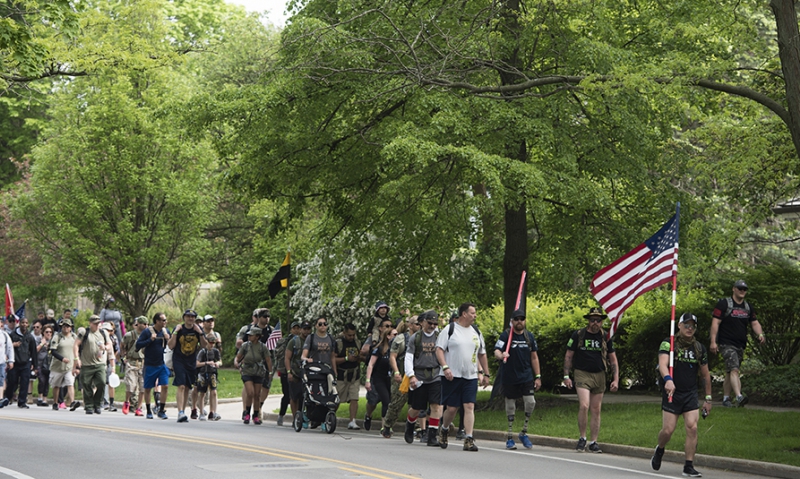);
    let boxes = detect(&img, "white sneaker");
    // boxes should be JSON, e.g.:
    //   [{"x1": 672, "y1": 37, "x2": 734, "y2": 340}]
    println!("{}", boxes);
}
[
  {"x1": 348, "y1": 420, "x2": 360, "y2": 430},
  {"x1": 199, "y1": 413, "x2": 207, "y2": 421}
]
